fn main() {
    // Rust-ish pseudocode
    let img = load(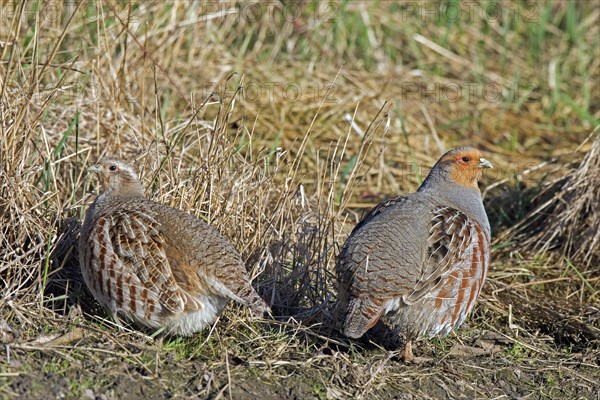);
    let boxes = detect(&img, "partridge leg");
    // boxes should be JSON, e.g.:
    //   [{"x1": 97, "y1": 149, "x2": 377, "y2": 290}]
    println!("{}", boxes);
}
[{"x1": 403, "y1": 339, "x2": 414, "y2": 362}]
